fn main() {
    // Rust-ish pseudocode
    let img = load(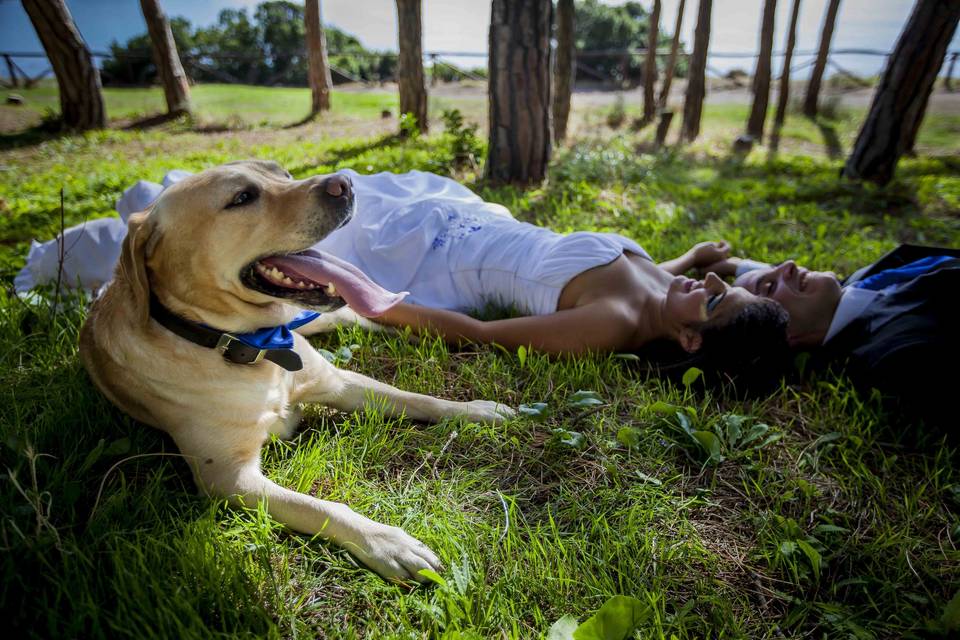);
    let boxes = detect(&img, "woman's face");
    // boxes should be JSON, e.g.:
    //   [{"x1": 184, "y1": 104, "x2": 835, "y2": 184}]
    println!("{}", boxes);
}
[{"x1": 665, "y1": 272, "x2": 757, "y2": 327}]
